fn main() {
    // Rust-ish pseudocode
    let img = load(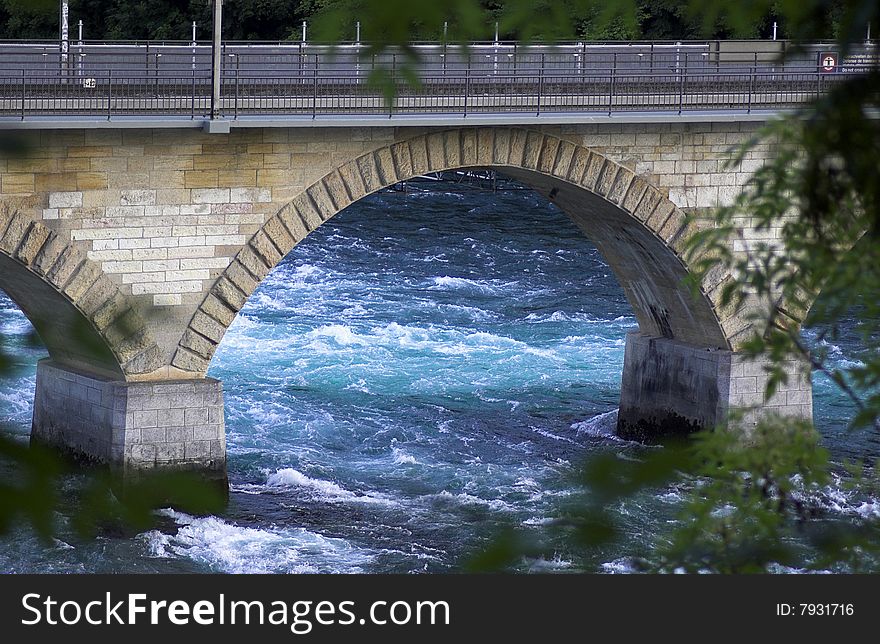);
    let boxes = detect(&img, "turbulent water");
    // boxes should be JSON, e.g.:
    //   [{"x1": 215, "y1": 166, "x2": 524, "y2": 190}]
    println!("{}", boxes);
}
[{"x1": 0, "y1": 183, "x2": 877, "y2": 573}]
